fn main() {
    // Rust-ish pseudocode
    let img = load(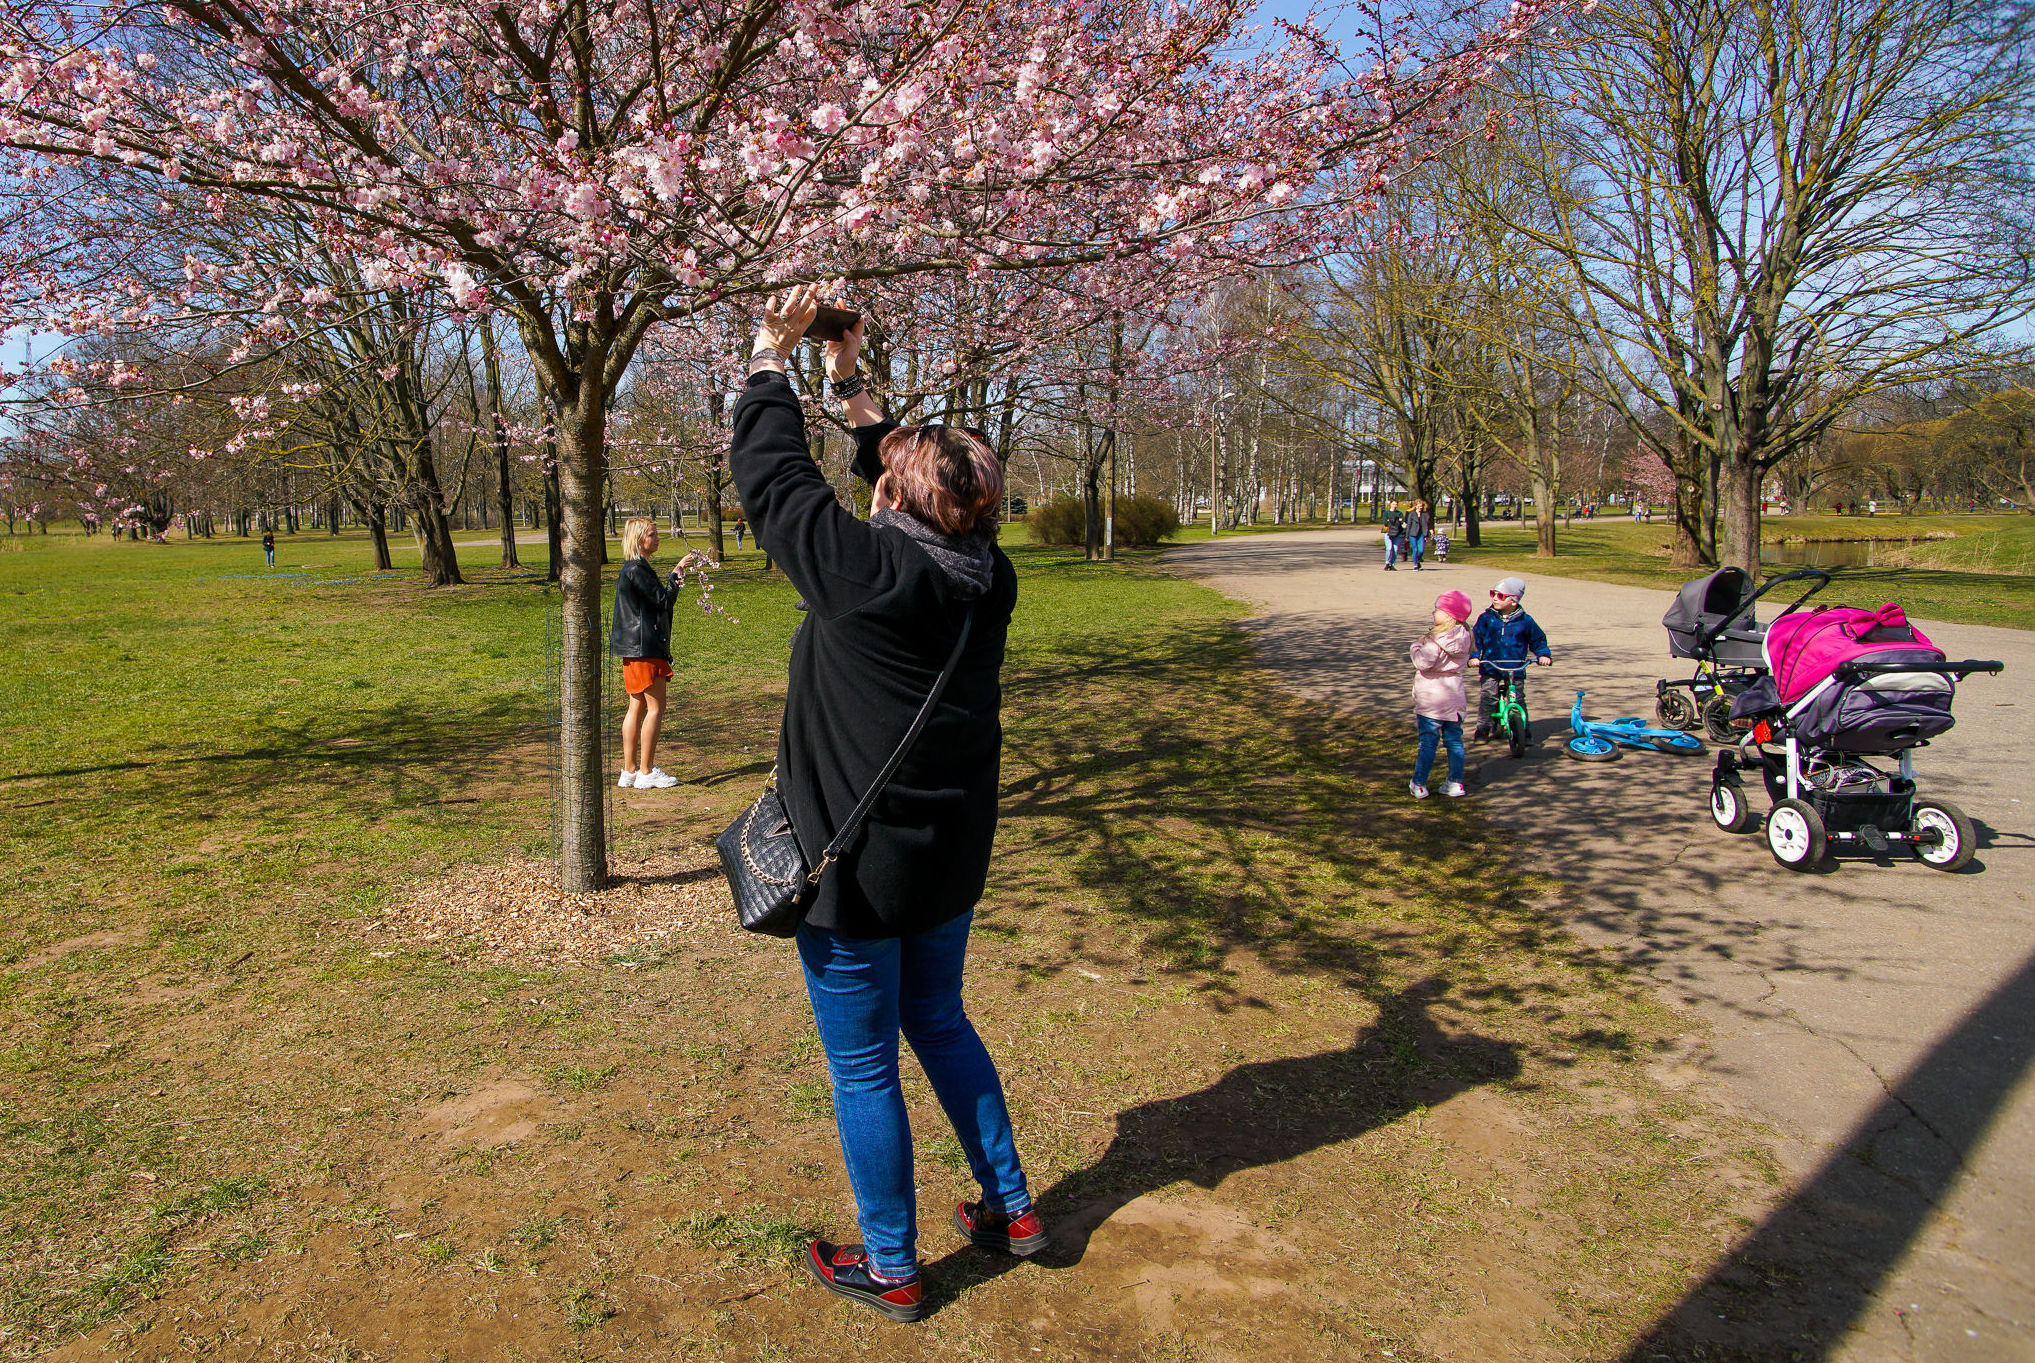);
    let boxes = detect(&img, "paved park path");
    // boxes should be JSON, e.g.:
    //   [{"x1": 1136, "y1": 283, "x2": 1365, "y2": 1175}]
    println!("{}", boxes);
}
[{"x1": 1167, "y1": 528, "x2": 2035, "y2": 1363}]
